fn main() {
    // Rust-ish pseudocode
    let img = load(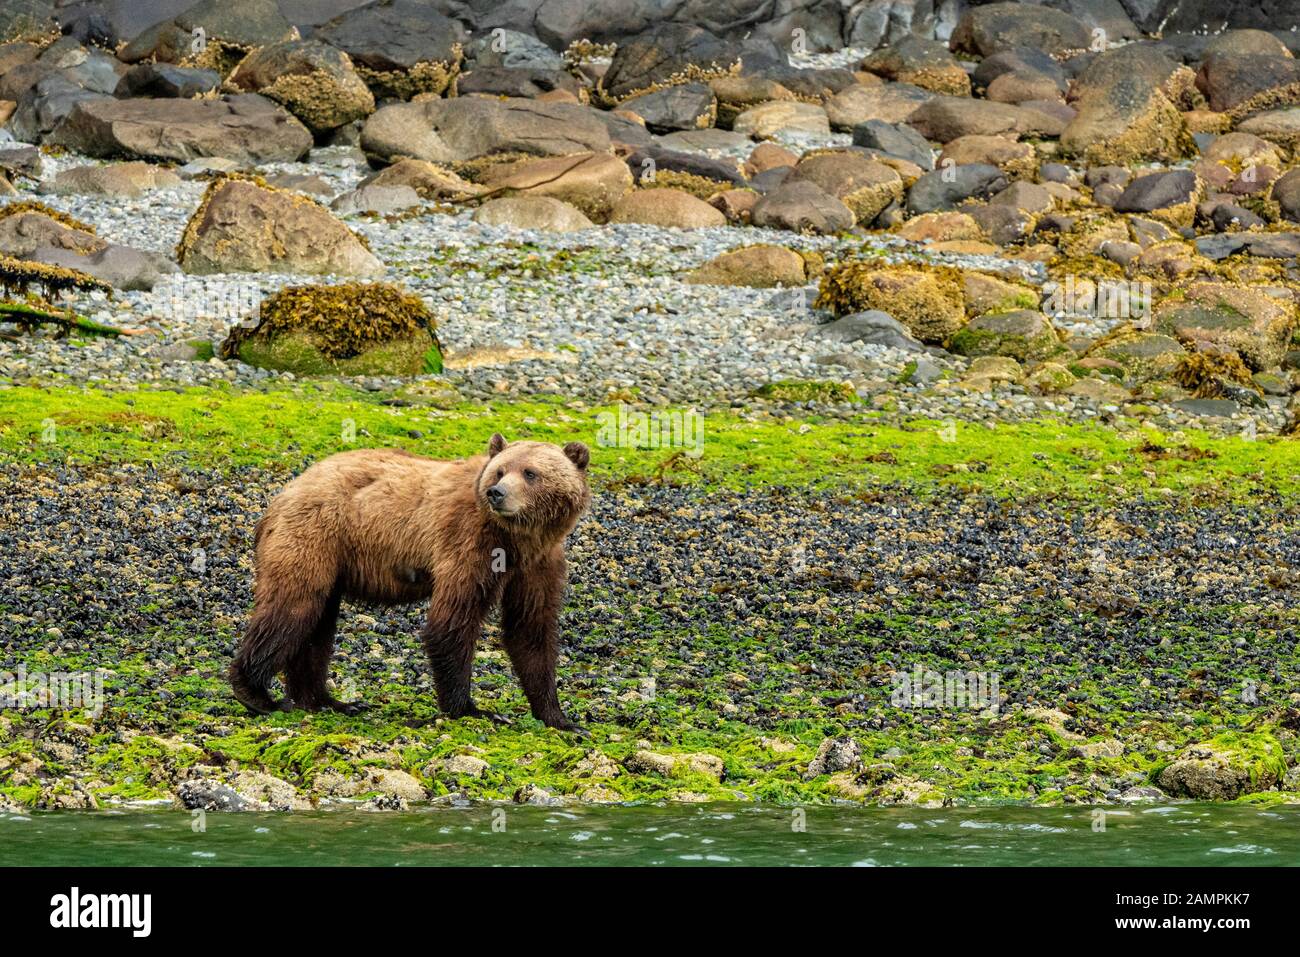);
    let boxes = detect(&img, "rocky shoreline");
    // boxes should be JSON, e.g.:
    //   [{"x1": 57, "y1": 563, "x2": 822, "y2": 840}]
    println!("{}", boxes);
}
[{"x1": 1, "y1": 0, "x2": 1300, "y2": 810}]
